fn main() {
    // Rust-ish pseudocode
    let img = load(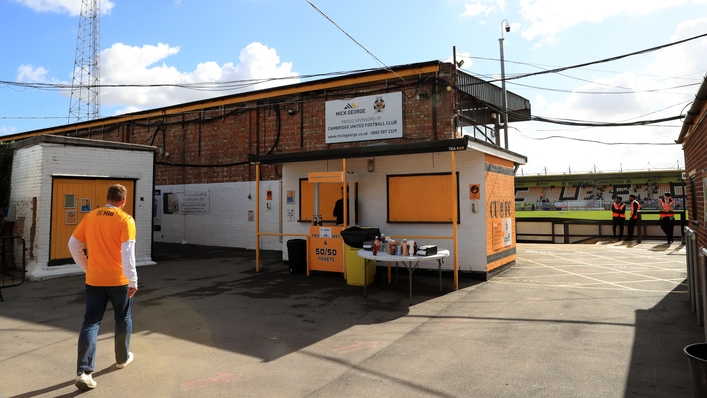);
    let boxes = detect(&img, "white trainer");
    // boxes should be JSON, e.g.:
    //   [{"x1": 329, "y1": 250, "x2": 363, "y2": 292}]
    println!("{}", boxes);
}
[
  {"x1": 75, "y1": 372, "x2": 97, "y2": 391},
  {"x1": 116, "y1": 352, "x2": 134, "y2": 369}
]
